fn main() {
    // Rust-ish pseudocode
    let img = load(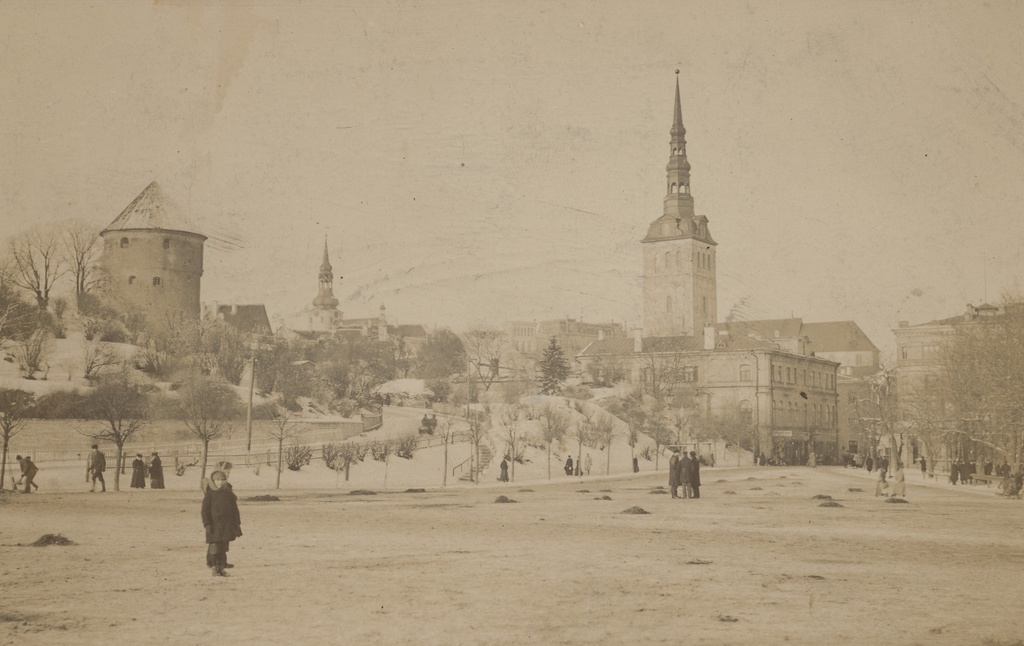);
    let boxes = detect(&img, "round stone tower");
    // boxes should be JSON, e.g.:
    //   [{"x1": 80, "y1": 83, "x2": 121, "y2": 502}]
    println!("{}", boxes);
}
[{"x1": 100, "y1": 181, "x2": 206, "y2": 324}]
